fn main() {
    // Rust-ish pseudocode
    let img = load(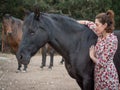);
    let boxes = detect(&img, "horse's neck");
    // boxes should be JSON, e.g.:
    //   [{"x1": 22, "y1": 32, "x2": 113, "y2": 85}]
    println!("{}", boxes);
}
[
  {"x1": 49, "y1": 25, "x2": 83, "y2": 58},
  {"x1": 45, "y1": 14, "x2": 86, "y2": 58},
  {"x1": 11, "y1": 20, "x2": 23, "y2": 40}
]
